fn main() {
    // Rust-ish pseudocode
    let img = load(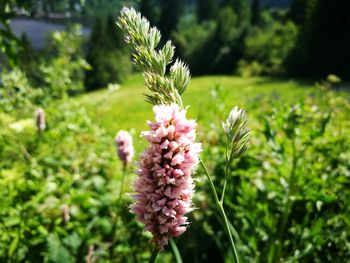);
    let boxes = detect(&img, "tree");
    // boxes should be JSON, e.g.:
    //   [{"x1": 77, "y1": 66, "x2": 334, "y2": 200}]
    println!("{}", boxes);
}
[
  {"x1": 288, "y1": 0, "x2": 308, "y2": 25},
  {"x1": 224, "y1": 0, "x2": 251, "y2": 29},
  {"x1": 196, "y1": 0, "x2": 219, "y2": 22},
  {"x1": 85, "y1": 15, "x2": 131, "y2": 90},
  {"x1": 173, "y1": 4, "x2": 245, "y2": 75},
  {"x1": 105, "y1": 14, "x2": 125, "y2": 49},
  {"x1": 172, "y1": 15, "x2": 217, "y2": 75},
  {"x1": 251, "y1": 0, "x2": 260, "y2": 25},
  {"x1": 159, "y1": 0, "x2": 185, "y2": 40},
  {"x1": 139, "y1": 0, "x2": 158, "y2": 25},
  {"x1": 82, "y1": 0, "x2": 129, "y2": 17},
  {"x1": 288, "y1": 0, "x2": 350, "y2": 79},
  {"x1": 211, "y1": 6, "x2": 243, "y2": 73},
  {"x1": 0, "y1": 0, "x2": 28, "y2": 66}
]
